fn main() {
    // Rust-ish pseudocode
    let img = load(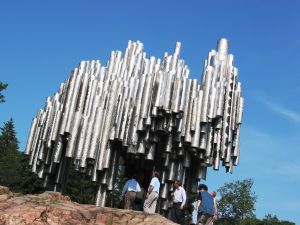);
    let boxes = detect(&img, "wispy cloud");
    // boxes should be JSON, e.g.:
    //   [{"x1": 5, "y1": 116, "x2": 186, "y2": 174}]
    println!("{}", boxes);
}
[
  {"x1": 260, "y1": 98, "x2": 300, "y2": 123},
  {"x1": 273, "y1": 161, "x2": 300, "y2": 177}
]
